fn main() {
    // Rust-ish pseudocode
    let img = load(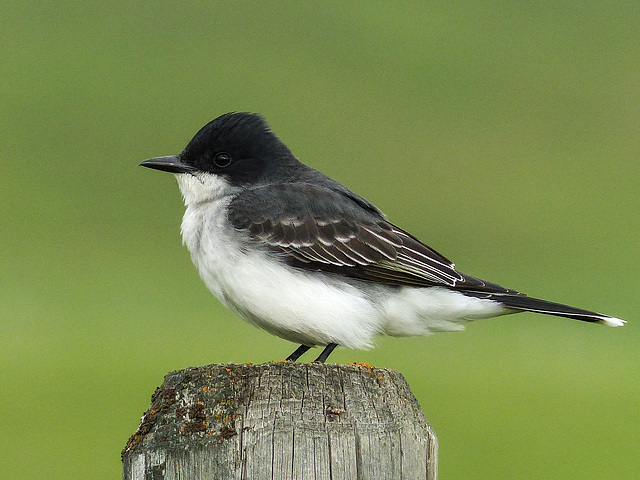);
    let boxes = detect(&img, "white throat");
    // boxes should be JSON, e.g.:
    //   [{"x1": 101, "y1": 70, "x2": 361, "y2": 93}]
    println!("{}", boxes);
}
[{"x1": 174, "y1": 172, "x2": 240, "y2": 206}]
